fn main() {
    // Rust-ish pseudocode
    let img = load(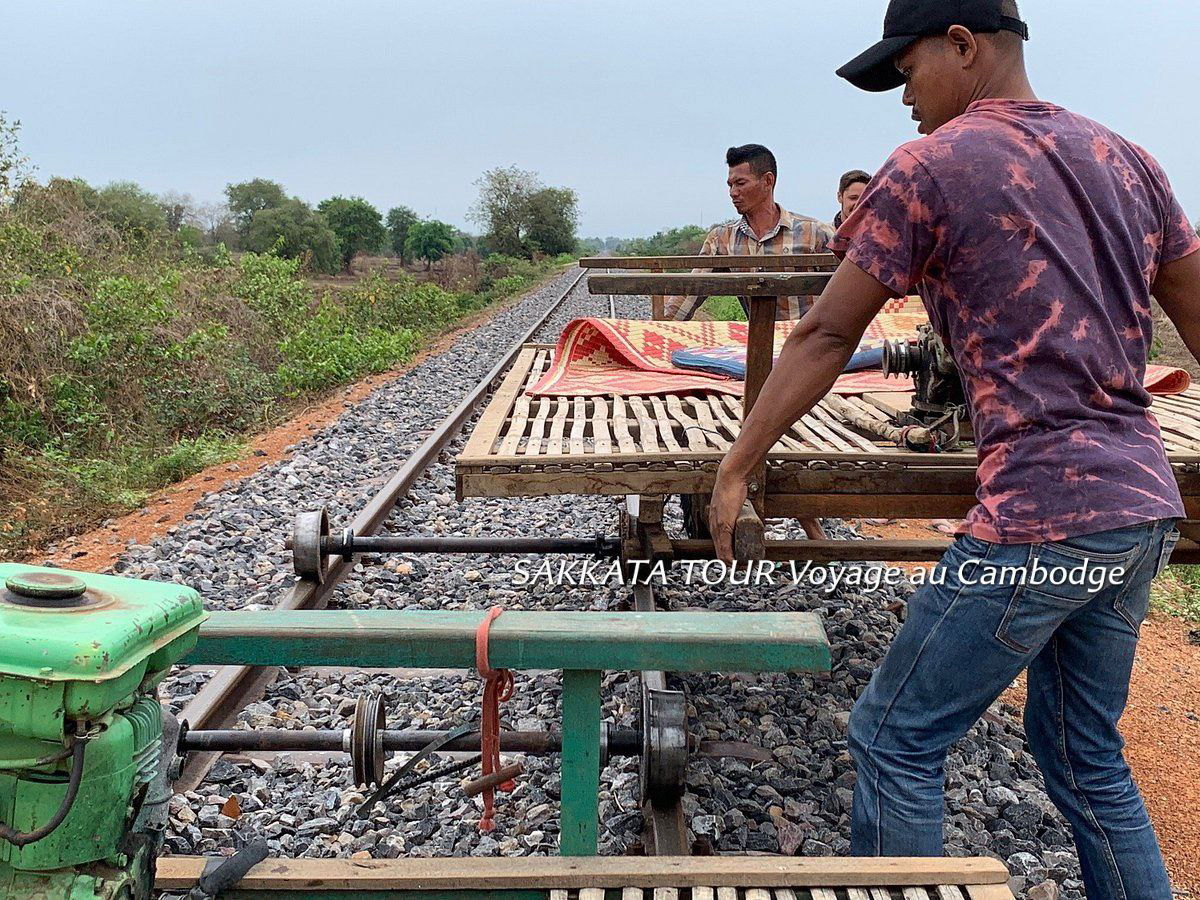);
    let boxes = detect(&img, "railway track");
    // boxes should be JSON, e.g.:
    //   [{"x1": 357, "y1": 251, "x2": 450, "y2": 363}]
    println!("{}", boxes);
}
[
  {"x1": 174, "y1": 268, "x2": 586, "y2": 790},
  {"x1": 171, "y1": 267, "x2": 694, "y2": 855}
]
